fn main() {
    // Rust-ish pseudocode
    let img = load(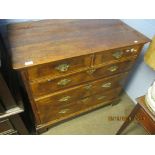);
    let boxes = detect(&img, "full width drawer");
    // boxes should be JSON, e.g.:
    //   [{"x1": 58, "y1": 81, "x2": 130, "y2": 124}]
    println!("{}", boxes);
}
[
  {"x1": 37, "y1": 87, "x2": 122, "y2": 123},
  {"x1": 94, "y1": 45, "x2": 141, "y2": 65},
  {"x1": 30, "y1": 60, "x2": 133, "y2": 99},
  {"x1": 27, "y1": 55, "x2": 92, "y2": 81},
  {"x1": 35, "y1": 73, "x2": 127, "y2": 105}
]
